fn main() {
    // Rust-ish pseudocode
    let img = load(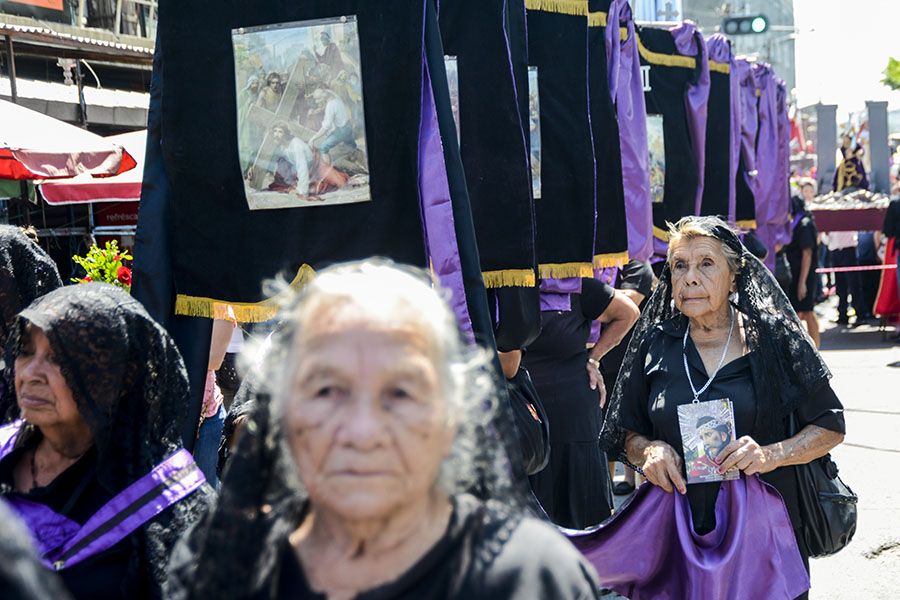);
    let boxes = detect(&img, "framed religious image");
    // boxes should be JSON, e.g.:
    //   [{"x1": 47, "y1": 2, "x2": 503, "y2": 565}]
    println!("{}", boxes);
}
[
  {"x1": 677, "y1": 399, "x2": 739, "y2": 485},
  {"x1": 444, "y1": 56, "x2": 461, "y2": 143},
  {"x1": 646, "y1": 114, "x2": 665, "y2": 204},
  {"x1": 233, "y1": 16, "x2": 371, "y2": 210},
  {"x1": 528, "y1": 66, "x2": 542, "y2": 200}
]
